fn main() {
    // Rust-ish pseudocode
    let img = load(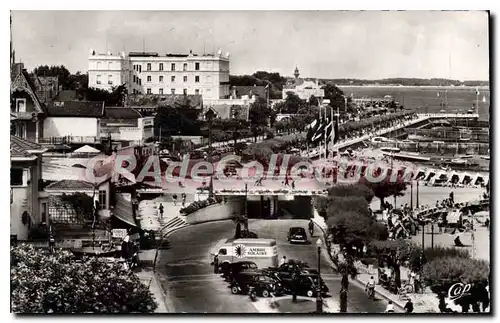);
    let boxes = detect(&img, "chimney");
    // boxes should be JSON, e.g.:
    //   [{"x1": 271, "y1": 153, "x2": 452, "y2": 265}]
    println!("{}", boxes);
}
[{"x1": 14, "y1": 63, "x2": 24, "y2": 75}]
